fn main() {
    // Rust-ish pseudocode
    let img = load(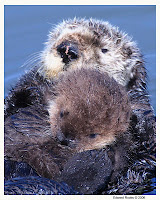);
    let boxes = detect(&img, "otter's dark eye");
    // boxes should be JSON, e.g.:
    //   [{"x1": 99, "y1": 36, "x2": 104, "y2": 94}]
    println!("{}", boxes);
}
[
  {"x1": 101, "y1": 49, "x2": 108, "y2": 53},
  {"x1": 60, "y1": 111, "x2": 64, "y2": 118},
  {"x1": 60, "y1": 111, "x2": 69, "y2": 118},
  {"x1": 89, "y1": 133, "x2": 99, "y2": 139}
]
